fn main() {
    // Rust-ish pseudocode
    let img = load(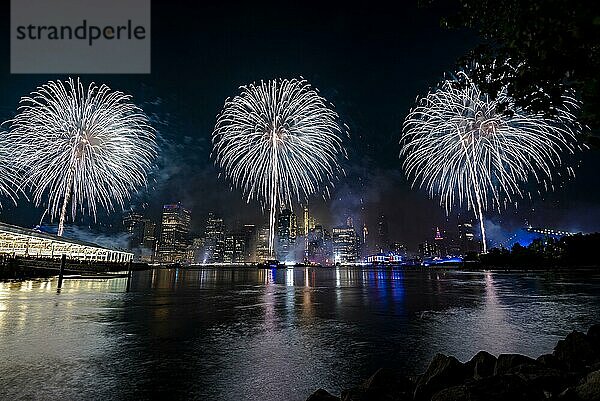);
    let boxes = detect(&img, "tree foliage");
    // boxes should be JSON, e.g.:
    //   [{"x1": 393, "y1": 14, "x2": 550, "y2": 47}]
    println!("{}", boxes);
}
[
  {"x1": 480, "y1": 233, "x2": 600, "y2": 268},
  {"x1": 431, "y1": 0, "x2": 600, "y2": 140}
]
